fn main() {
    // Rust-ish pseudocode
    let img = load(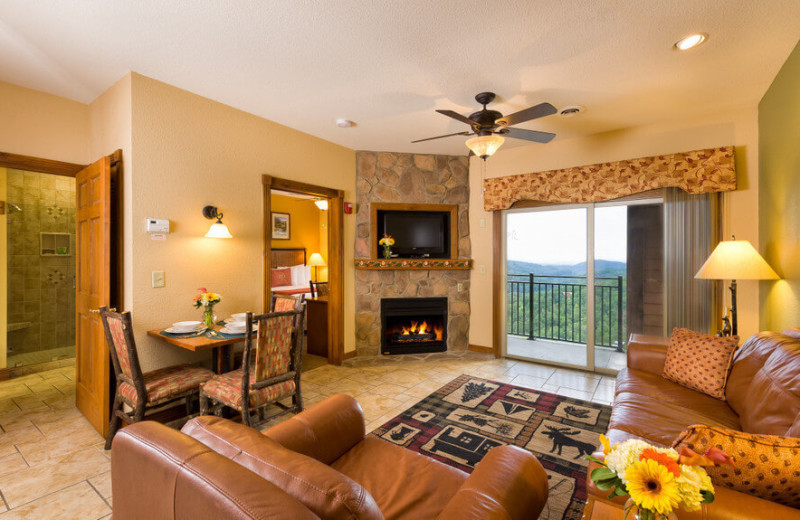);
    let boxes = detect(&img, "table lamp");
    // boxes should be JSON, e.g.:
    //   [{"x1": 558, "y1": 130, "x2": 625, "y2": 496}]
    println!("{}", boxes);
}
[
  {"x1": 308, "y1": 252, "x2": 326, "y2": 282},
  {"x1": 695, "y1": 237, "x2": 779, "y2": 336}
]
